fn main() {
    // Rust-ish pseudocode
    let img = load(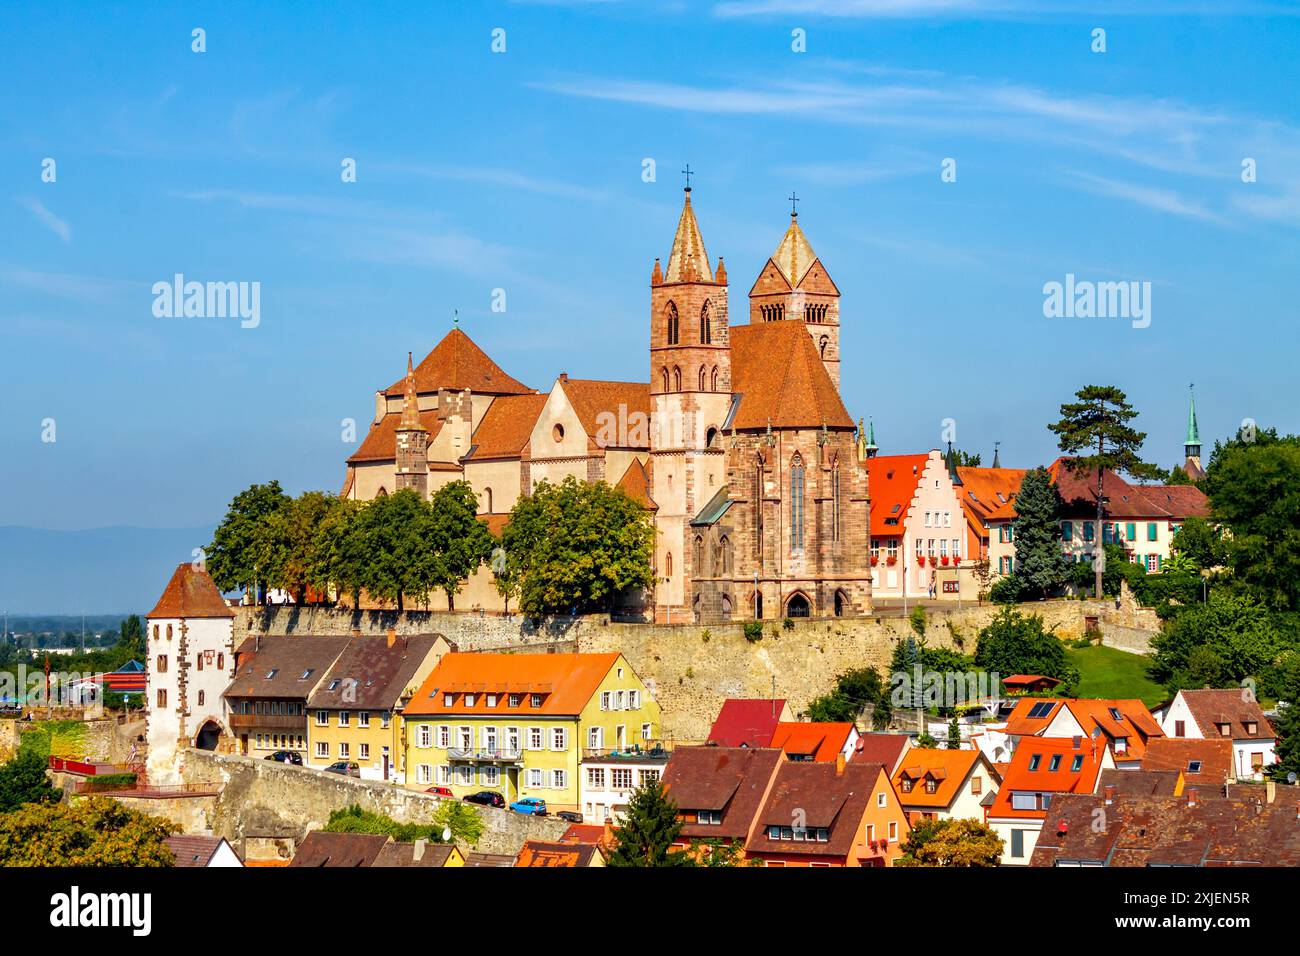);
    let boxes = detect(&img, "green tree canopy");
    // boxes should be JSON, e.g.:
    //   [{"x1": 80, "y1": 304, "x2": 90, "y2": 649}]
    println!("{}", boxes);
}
[
  {"x1": 1148, "y1": 592, "x2": 1290, "y2": 691},
  {"x1": 353, "y1": 489, "x2": 438, "y2": 612},
  {"x1": 427, "y1": 481, "x2": 495, "y2": 611},
  {"x1": 0, "y1": 748, "x2": 61, "y2": 812},
  {"x1": 805, "y1": 666, "x2": 892, "y2": 727},
  {"x1": 0, "y1": 796, "x2": 176, "y2": 866},
  {"x1": 496, "y1": 477, "x2": 654, "y2": 616},
  {"x1": 974, "y1": 607, "x2": 1076, "y2": 688},
  {"x1": 206, "y1": 480, "x2": 290, "y2": 600},
  {"x1": 606, "y1": 778, "x2": 693, "y2": 867},
  {"x1": 264, "y1": 491, "x2": 340, "y2": 601},
  {"x1": 896, "y1": 817, "x2": 1003, "y2": 867}
]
